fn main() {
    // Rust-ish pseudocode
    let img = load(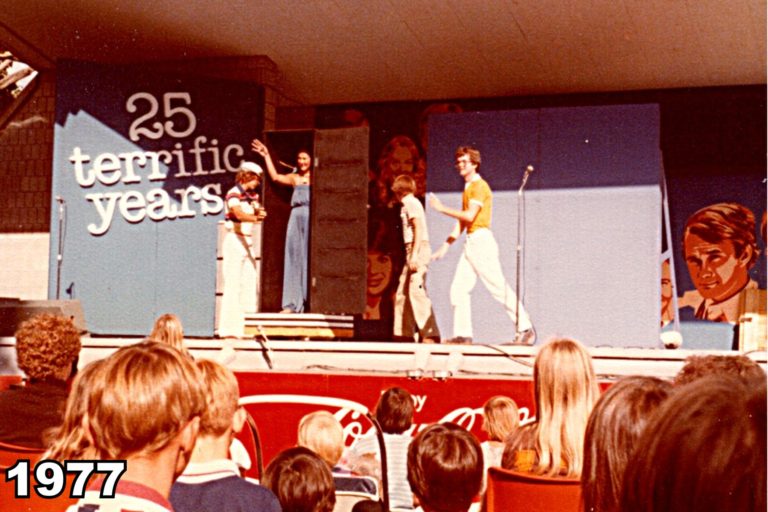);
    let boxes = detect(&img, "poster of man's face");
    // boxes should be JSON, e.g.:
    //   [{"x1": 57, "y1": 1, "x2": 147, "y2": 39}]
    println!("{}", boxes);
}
[{"x1": 682, "y1": 202, "x2": 760, "y2": 323}]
